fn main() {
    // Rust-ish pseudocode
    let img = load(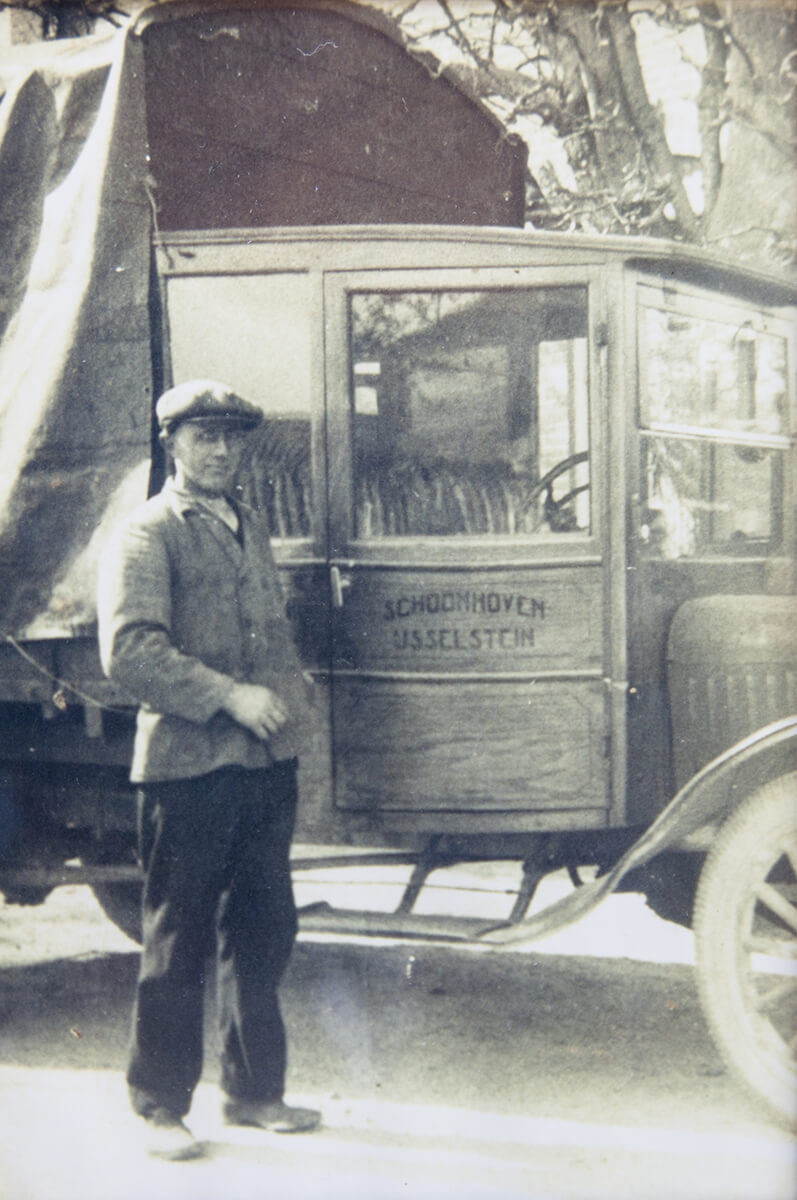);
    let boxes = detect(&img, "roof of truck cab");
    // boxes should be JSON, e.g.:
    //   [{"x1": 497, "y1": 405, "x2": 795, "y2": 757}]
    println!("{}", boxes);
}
[{"x1": 155, "y1": 222, "x2": 797, "y2": 305}]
